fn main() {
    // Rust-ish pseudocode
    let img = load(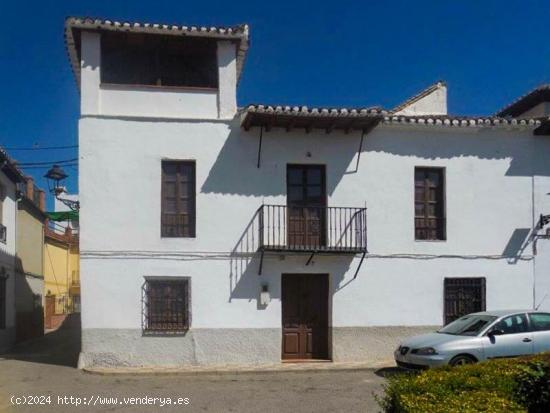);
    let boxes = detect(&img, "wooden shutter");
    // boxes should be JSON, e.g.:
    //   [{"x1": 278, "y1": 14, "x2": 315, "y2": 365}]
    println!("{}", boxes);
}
[
  {"x1": 415, "y1": 167, "x2": 445, "y2": 240},
  {"x1": 444, "y1": 278, "x2": 486, "y2": 324},
  {"x1": 161, "y1": 161, "x2": 196, "y2": 237}
]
